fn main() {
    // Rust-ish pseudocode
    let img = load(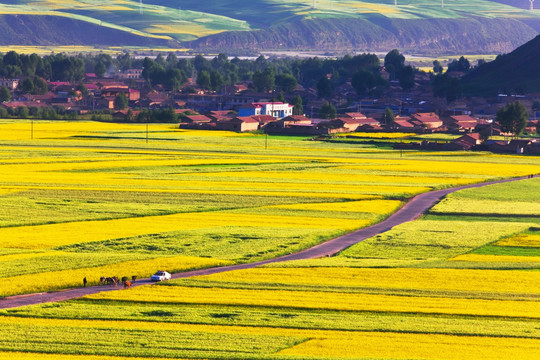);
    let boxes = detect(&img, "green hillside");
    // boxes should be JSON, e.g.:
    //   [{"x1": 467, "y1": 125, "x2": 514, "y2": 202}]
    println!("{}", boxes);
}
[
  {"x1": 0, "y1": 1, "x2": 539, "y2": 53},
  {"x1": 463, "y1": 34, "x2": 540, "y2": 96}
]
